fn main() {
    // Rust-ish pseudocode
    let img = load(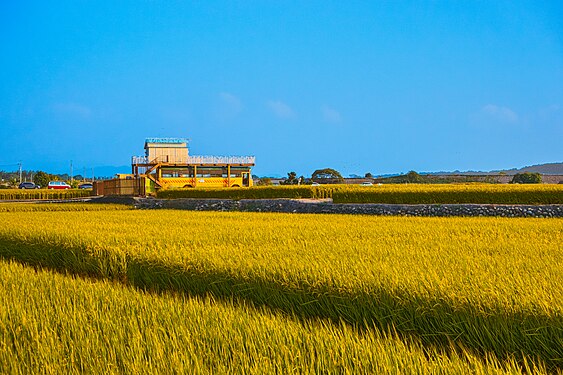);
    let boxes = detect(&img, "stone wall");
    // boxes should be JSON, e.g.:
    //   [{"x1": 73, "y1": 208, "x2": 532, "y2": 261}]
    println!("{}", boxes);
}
[{"x1": 129, "y1": 198, "x2": 563, "y2": 218}]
